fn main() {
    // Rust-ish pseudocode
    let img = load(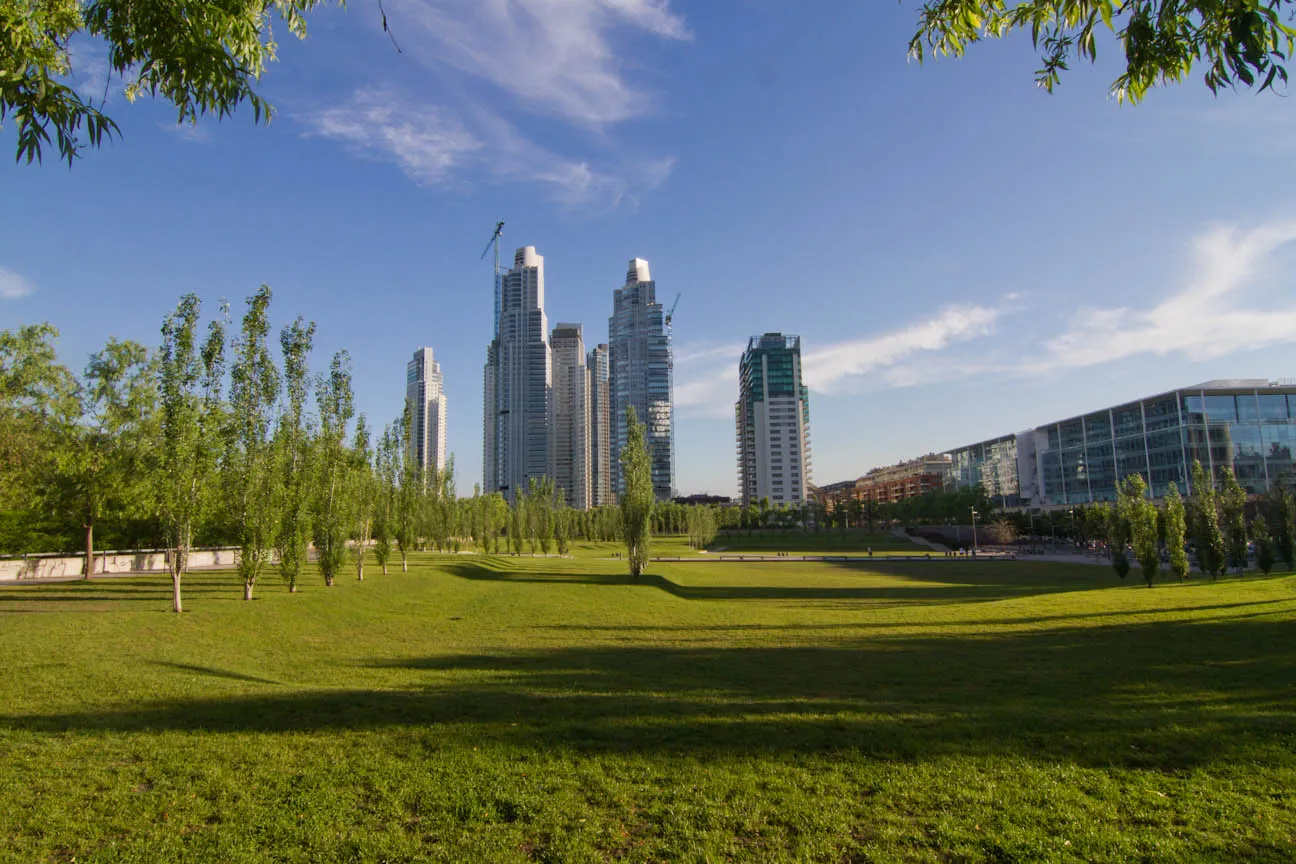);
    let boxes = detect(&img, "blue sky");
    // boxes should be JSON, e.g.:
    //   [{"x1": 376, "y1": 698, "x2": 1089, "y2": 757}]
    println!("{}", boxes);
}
[{"x1": 4, "y1": 0, "x2": 1296, "y2": 497}]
